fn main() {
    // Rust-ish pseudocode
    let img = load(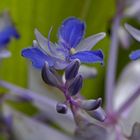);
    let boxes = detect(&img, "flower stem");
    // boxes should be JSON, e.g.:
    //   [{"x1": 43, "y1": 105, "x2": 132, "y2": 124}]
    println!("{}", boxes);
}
[
  {"x1": 63, "y1": 87, "x2": 79, "y2": 125},
  {"x1": 117, "y1": 87, "x2": 140, "y2": 115},
  {"x1": 115, "y1": 125, "x2": 123, "y2": 140},
  {"x1": 105, "y1": 2, "x2": 123, "y2": 113},
  {"x1": 62, "y1": 85, "x2": 88, "y2": 127}
]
